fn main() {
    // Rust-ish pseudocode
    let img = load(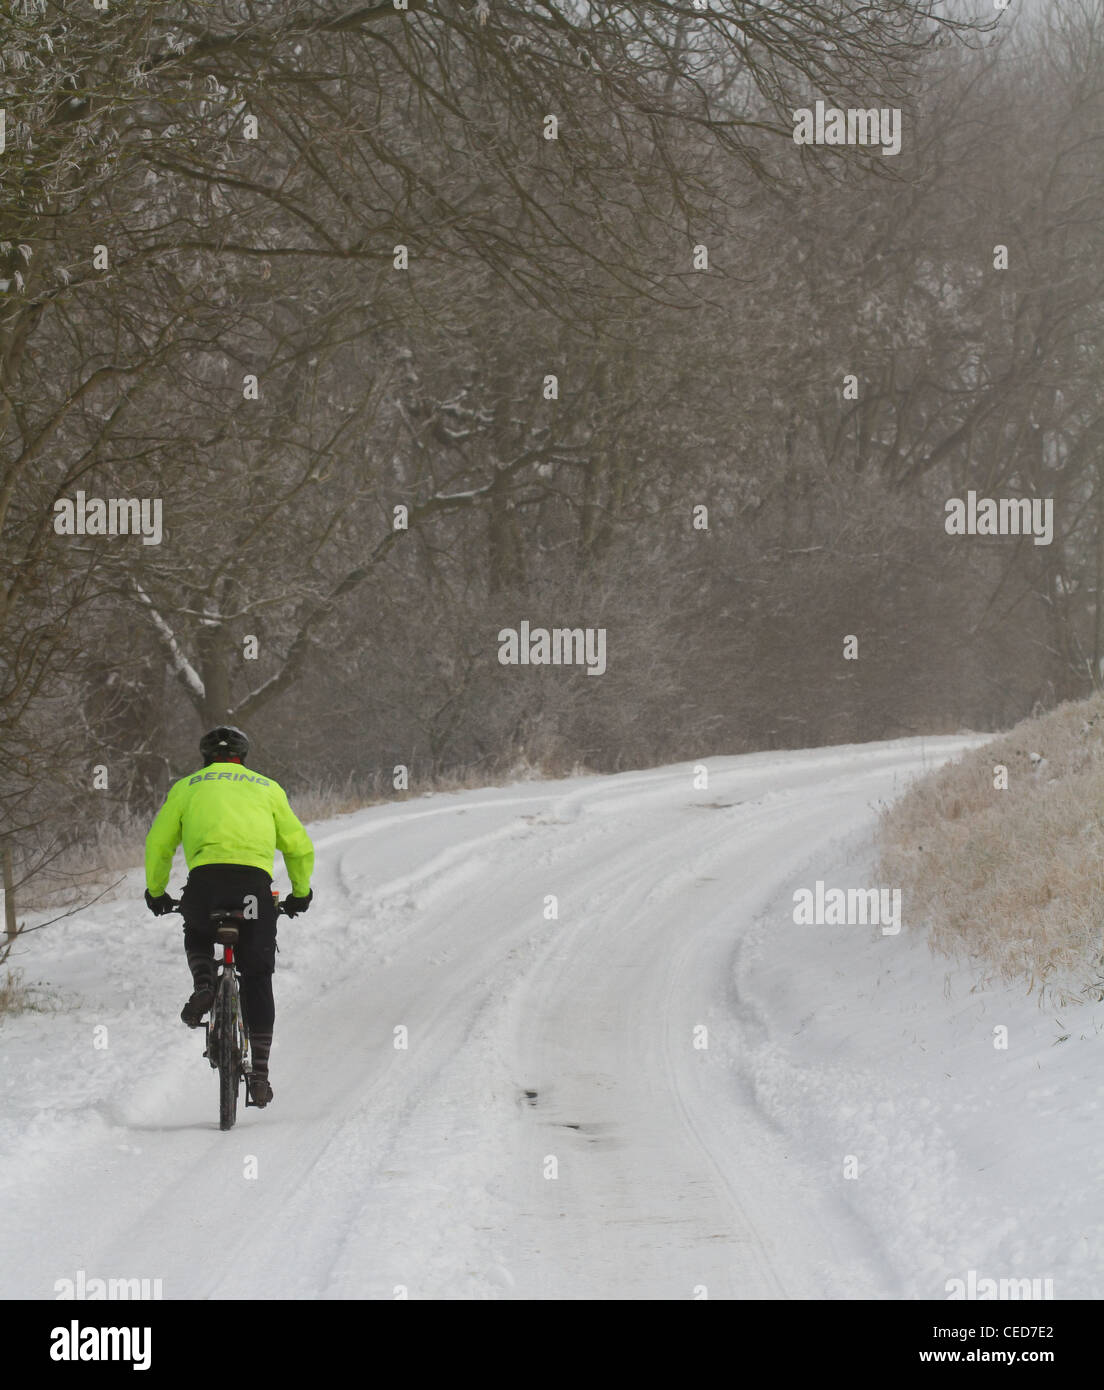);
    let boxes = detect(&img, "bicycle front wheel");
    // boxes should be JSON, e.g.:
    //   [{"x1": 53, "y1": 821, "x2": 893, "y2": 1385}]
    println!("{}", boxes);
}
[{"x1": 217, "y1": 981, "x2": 240, "y2": 1131}]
